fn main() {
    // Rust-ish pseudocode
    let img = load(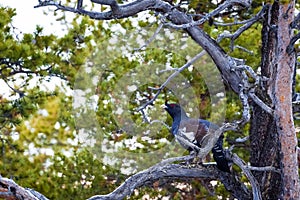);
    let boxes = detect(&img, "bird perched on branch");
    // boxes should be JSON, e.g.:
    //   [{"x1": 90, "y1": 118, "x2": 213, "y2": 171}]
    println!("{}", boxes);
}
[{"x1": 164, "y1": 102, "x2": 230, "y2": 172}]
